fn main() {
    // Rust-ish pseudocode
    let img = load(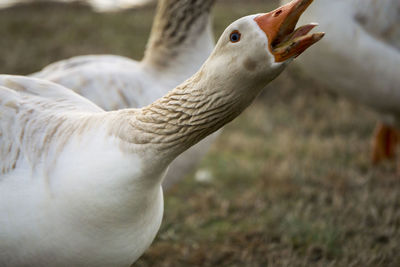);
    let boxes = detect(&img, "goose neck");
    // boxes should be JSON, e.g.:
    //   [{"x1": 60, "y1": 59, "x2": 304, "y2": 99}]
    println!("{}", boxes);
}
[
  {"x1": 120, "y1": 68, "x2": 256, "y2": 165},
  {"x1": 142, "y1": 0, "x2": 215, "y2": 73}
]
